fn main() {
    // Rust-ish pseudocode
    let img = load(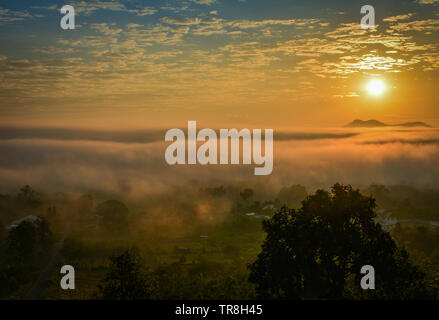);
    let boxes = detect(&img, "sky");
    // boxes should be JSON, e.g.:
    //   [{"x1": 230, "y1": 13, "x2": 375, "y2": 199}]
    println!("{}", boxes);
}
[
  {"x1": 0, "y1": 0, "x2": 438, "y2": 129},
  {"x1": 0, "y1": 1, "x2": 439, "y2": 194}
]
